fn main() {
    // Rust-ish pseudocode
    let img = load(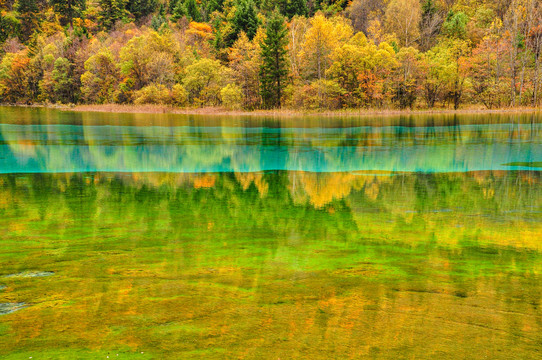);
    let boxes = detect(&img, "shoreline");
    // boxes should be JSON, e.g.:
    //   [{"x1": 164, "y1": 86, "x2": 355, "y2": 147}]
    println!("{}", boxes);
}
[{"x1": 32, "y1": 104, "x2": 542, "y2": 117}]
